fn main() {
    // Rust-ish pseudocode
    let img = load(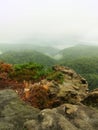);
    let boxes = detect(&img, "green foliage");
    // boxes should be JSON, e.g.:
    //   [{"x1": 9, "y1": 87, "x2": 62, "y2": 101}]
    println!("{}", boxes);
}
[
  {"x1": 47, "y1": 71, "x2": 64, "y2": 84},
  {"x1": 9, "y1": 63, "x2": 47, "y2": 81},
  {"x1": 82, "y1": 74, "x2": 98, "y2": 90},
  {"x1": 9, "y1": 62, "x2": 64, "y2": 83},
  {"x1": 58, "y1": 45, "x2": 98, "y2": 62},
  {"x1": 0, "y1": 50, "x2": 56, "y2": 66}
]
